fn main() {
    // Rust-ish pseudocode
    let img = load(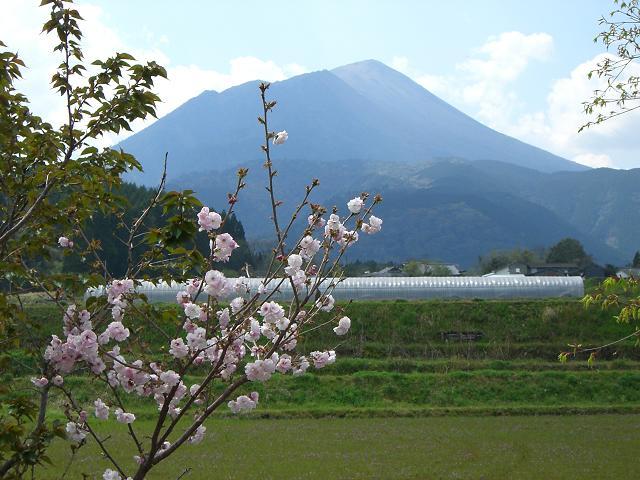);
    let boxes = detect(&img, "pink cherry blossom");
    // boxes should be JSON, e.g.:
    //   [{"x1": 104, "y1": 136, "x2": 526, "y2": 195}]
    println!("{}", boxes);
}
[
  {"x1": 310, "y1": 350, "x2": 336, "y2": 369},
  {"x1": 315, "y1": 294, "x2": 335, "y2": 312},
  {"x1": 94, "y1": 398, "x2": 109, "y2": 420},
  {"x1": 347, "y1": 197, "x2": 364, "y2": 214},
  {"x1": 66, "y1": 422, "x2": 86, "y2": 442},
  {"x1": 102, "y1": 469, "x2": 122, "y2": 480},
  {"x1": 230, "y1": 297, "x2": 244, "y2": 314},
  {"x1": 183, "y1": 302, "x2": 202, "y2": 320},
  {"x1": 259, "y1": 301, "x2": 285, "y2": 324},
  {"x1": 308, "y1": 214, "x2": 326, "y2": 229},
  {"x1": 114, "y1": 407, "x2": 135, "y2": 424},
  {"x1": 276, "y1": 354, "x2": 292, "y2": 373},
  {"x1": 159, "y1": 370, "x2": 180, "y2": 387},
  {"x1": 217, "y1": 308, "x2": 231, "y2": 328},
  {"x1": 31, "y1": 377, "x2": 48, "y2": 388},
  {"x1": 197, "y1": 206, "x2": 222, "y2": 232},
  {"x1": 213, "y1": 233, "x2": 239, "y2": 262},
  {"x1": 106, "y1": 321, "x2": 130, "y2": 342},
  {"x1": 188, "y1": 425, "x2": 207, "y2": 444},
  {"x1": 333, "y1": 316, "x2": 351, "y2": 336},
  {"x1": 204, "y1": 270, "x2": 231, "y2": 298},
  {"x1": 362, "y1": 215, "x2": 383, "y2": 234},
  {"x1": 169, "y1": 338, "x2": 189, "y2": 359},
  {"x1": 58, "y1": 236, "x2": 73, "y2": 248},
  {"x1": 227, "y1": 391, "x2": 259, "y2": 413},
  {"x1": 272, "y1": 130, "x2": 288, "y2": 145},
  {"x1": 245, "y1": 358, "x2": 276, "y2": 382},
  {"x1": 300, "y1": 235, "x2": 321, "y2": 259}
]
